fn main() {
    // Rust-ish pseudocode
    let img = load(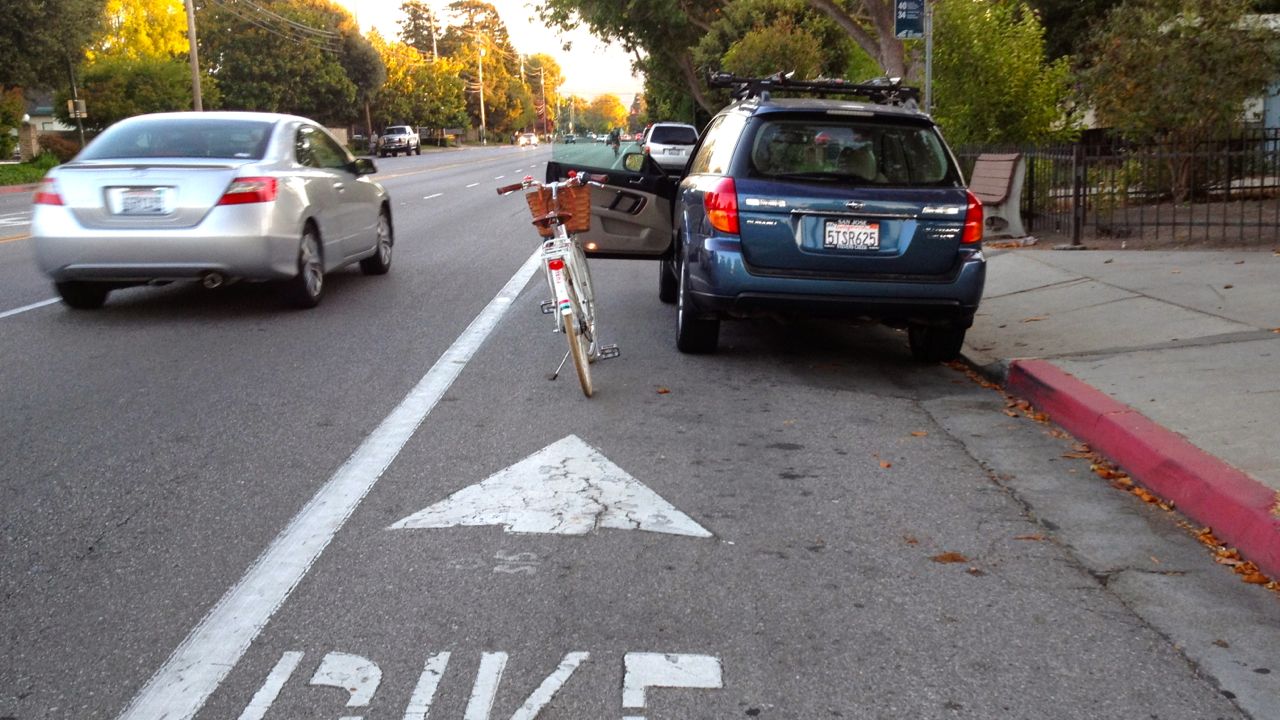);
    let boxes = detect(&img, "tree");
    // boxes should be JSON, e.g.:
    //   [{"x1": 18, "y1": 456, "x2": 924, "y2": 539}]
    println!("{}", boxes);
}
[
  {"x1": 1026, "y1": 0, "x2": 1121, "y2": 60},
  {"x1": 0, "y1": 0, "x2": 106, "y2": 88},
  {"x1": 55, "y1": 54, "x2": 219, "y2": 132},
  {"x1": 89, "y1": 0, "x2": 189, "y2": 60},
  {"x1": 721, "y1": 16, "x2": 826, "y2": 79},
  {"x1": 583, "y1": 93, "x2": 627, "y2": 132},
  {"x1": 439, "y1": 1, "x2": 530, "y2": 135},
  {"x1": 1080, "y1": 0, "x2": 1280, "y2": 199},
  {"x1": 370, "y1": 32, "x2": 468, "y2": 130},
  {"x1": 932, "y1": 0, "x2": 1075, "y2": 145},
  {"x1": 805, "y1": 0, "x2": 914, "y2": 78},
  {"x1": 0, "y1": 88, "x2": 26, "y2": 159},
  {"x1": 196, "y1": 0, "x2": 363, "y2": 124},
  {"x1": 399, "y1": 0, "x2": 441, "y2": 58},
  {"x1": 526, "y1": 53, "x2": 563, "y2": 134}
]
